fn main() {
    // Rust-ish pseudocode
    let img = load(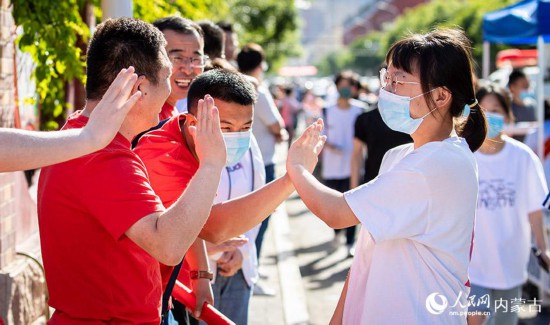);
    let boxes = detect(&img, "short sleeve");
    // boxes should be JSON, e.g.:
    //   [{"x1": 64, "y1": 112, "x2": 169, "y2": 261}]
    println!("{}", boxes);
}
[
  {"x1": 255, "y1": 87, "x2": 281, "y2": 127},
  {"x1": 525, "y1": 149, "x2": 548, "y2": 213},
  {"x1": 134, "y1": 135, "x2": 199, "y2": 209},
  {"x1": 344, "y1": 167, "x2": 430, "y2": 243},
  {"x1": 82, "y1": 152, "x2": 165, "y2": 241},
  {"x1": 354, "y1": 113, "x2": 368, "y2": 142}
]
